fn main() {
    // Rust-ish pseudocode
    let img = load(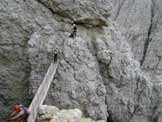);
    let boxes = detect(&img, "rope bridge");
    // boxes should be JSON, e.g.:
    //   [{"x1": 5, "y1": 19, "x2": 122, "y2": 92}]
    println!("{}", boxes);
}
[{"x1": 27, "y1": 57, "x2": 59, "y2": 122}]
